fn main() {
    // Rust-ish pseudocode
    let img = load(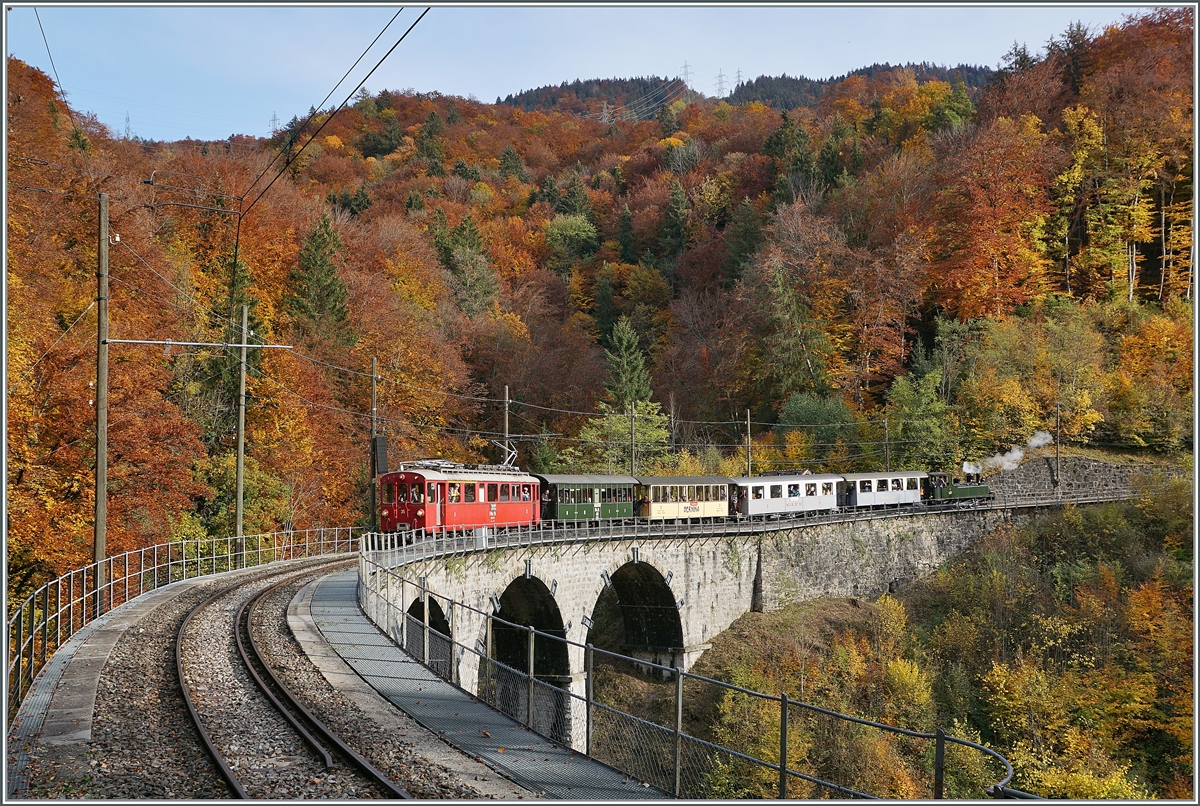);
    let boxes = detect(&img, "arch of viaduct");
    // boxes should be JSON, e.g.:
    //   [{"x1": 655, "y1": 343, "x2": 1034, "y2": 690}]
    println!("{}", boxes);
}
[{"x1": 361, "y1": 506, "x2": 1028, "y2": 749}]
